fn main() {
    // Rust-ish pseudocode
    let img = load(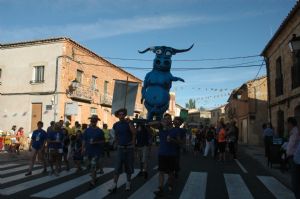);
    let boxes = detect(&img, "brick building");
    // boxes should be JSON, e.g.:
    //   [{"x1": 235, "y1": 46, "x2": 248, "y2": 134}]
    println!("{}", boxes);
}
[
  {"x1": 262, "y1": 2, "x2": 300, "y2": 137},
  {"x1": 226, "y1": 76, "x2": 268, "y2": 145},
  {"x1": 0, "y1": 37, "x2": 144, "y2": 133}
]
